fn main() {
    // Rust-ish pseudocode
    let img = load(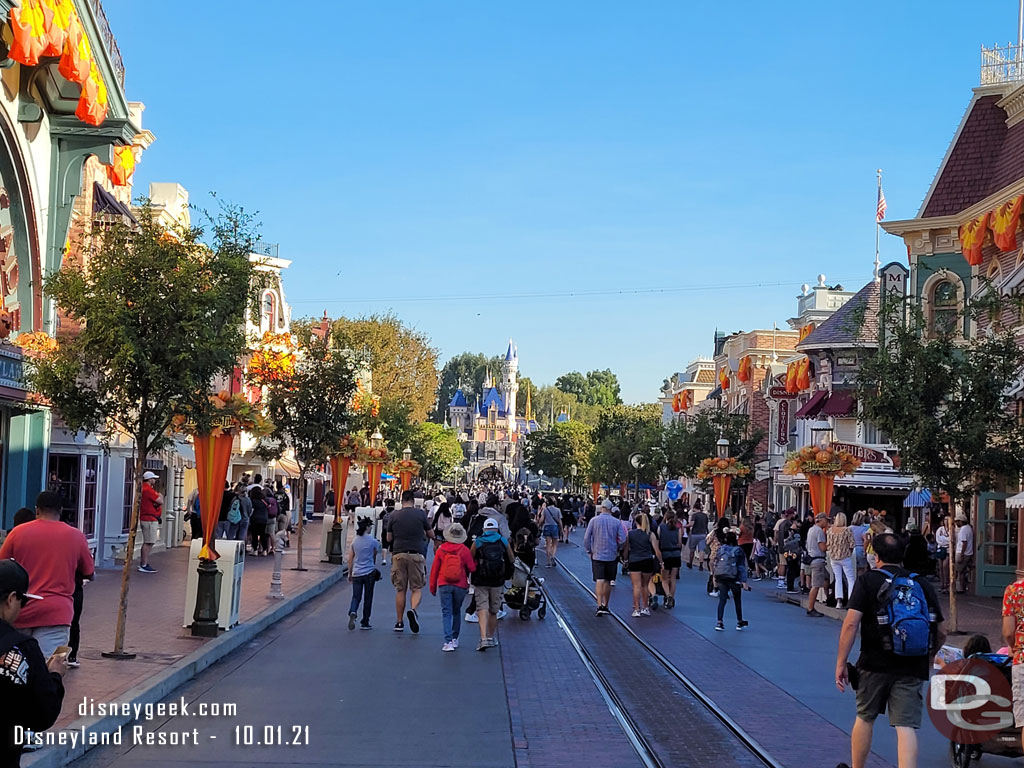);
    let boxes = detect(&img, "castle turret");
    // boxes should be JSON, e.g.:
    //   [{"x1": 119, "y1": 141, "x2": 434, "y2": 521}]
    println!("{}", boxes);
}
[{"x1": 500, "y1": 338, "x2": 518, "y2": 418}]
